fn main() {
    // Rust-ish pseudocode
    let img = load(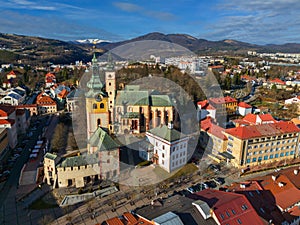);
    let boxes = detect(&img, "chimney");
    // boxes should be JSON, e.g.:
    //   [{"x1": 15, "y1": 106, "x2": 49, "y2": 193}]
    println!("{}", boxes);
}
[
  {"x1": 272, "y1": 175, "x2": 277, "y2": 181},
  {"x1": 294, "y1": 169, "x2": 298, "y2": 175},
  {"x1": 168, "y1": 121, "x2": 174, "y2": 129}
]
